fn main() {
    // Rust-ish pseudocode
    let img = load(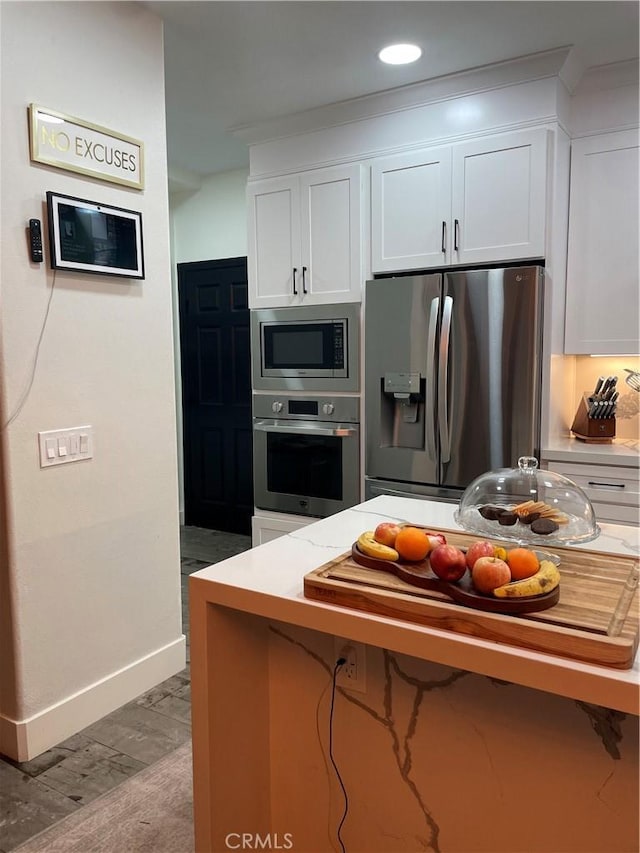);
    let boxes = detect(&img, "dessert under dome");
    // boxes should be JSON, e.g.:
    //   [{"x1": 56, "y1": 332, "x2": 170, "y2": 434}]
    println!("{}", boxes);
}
[{"x1": 454, "y1": 456, "x2": 600, "y2": 546}]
